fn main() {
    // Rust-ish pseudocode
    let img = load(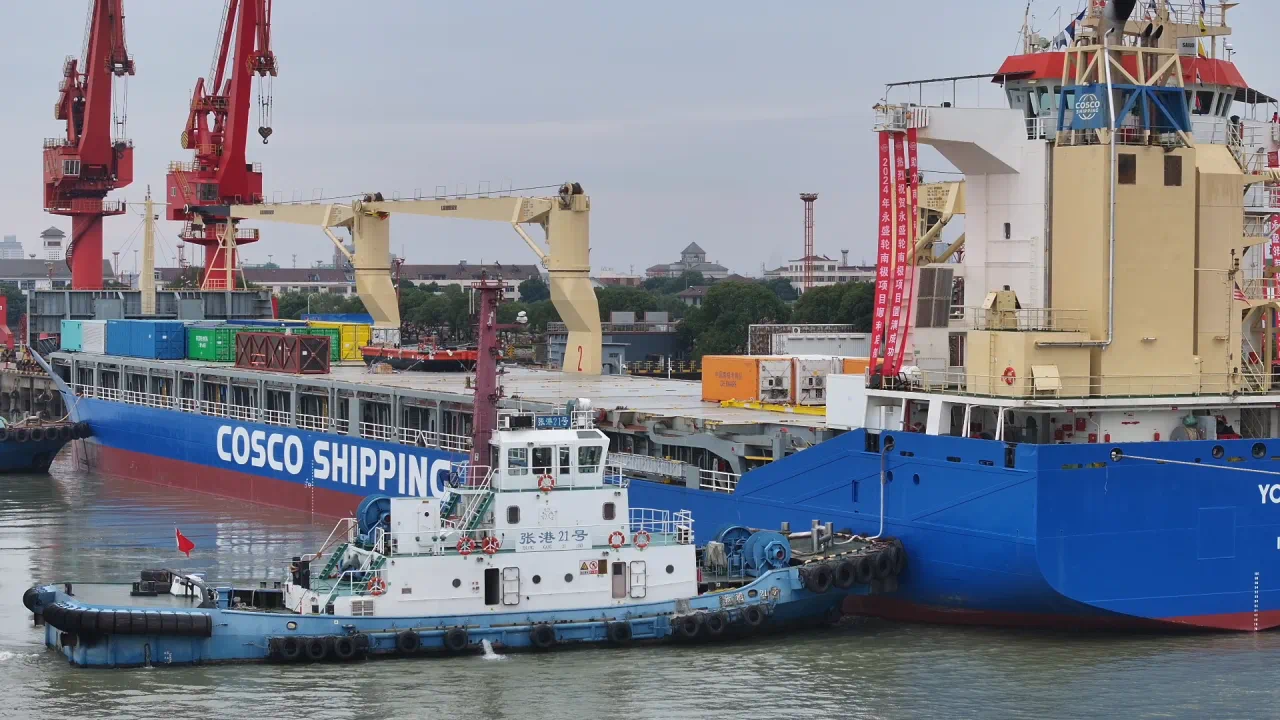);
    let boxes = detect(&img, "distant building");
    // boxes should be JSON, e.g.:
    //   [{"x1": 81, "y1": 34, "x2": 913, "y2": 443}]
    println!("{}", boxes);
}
[
  {"x1": 765, "y1": 249, "x2": 874, "y2": 293},
  {"x1": 677, "y1": 285, "x2": 710, "y2": 307},
  {"x1": 547, "y1": 311, "x2": 685, "y2": 374},
  {"x1": 0, "y1": 236, "x2": 24, "y2": 260},
  {"x1": 592, "y1": 268, "x2": 643, "y2": 287},
  {"x1": 0, "y1": 258, "x2": 113, "y2": 290},
  {"x1": 40, "y1": 227, "x2": 65, "y2": 262},
  {"x1": 645, "y1": 242, "x2": 730, "y2": 280},
  {"x1": 155, "y1": 261, "x2": 541, "y2": 300}
]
